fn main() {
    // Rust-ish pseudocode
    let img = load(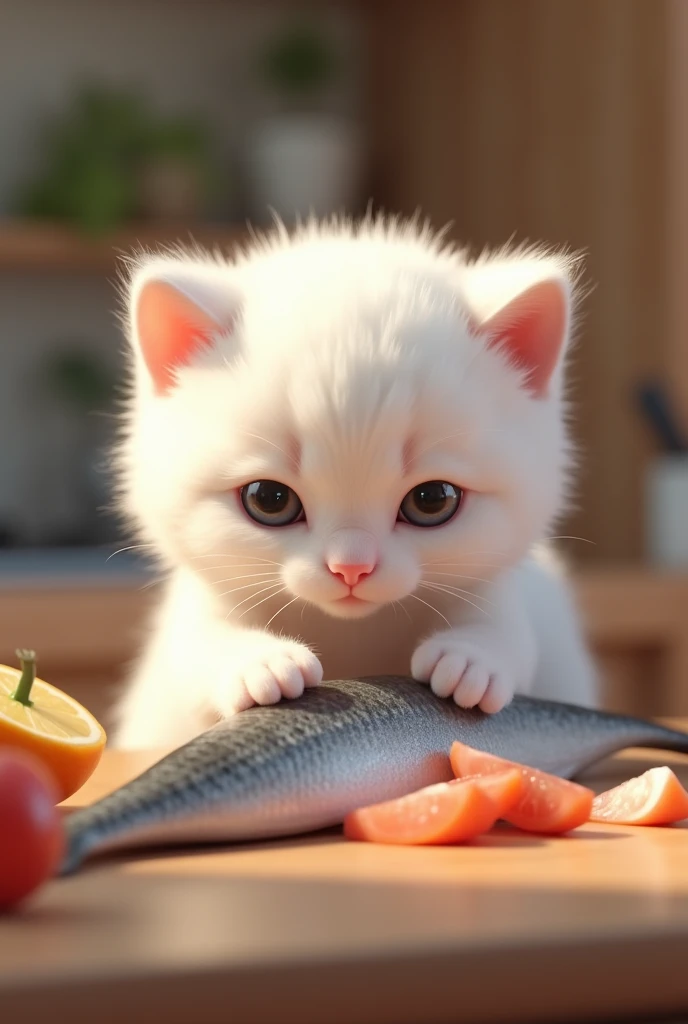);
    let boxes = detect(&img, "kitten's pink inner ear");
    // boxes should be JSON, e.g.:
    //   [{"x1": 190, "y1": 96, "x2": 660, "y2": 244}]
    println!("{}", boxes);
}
[
  {"x1": 136, "y1": 280, "x2": 221, "y2": 394},
  {"x1": 478, "y1": 280, "x2": 567, "y2": 398}
]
